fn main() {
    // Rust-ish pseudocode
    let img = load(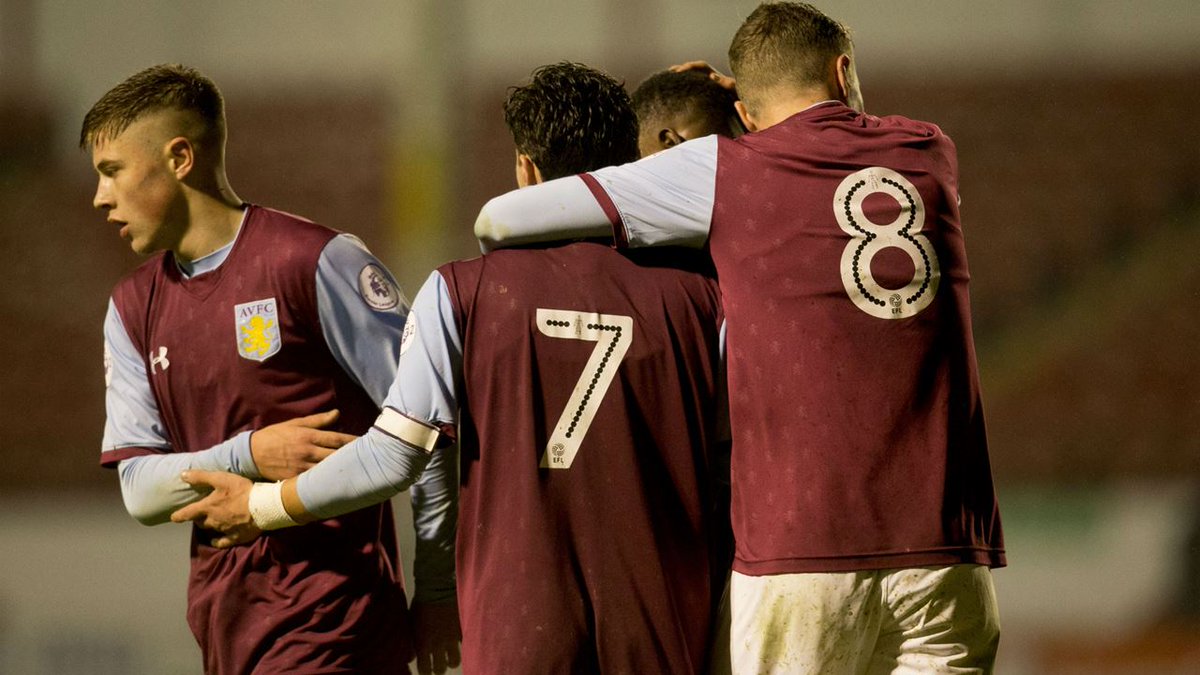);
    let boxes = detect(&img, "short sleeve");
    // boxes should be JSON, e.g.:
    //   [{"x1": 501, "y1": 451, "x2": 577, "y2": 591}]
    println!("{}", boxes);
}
[
  {"x1": 314, "y1": 234, "x2": 410, "y2": 405},
  {"x1": 101, "y1": 299, "x2": 173, "y2": 466}
]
